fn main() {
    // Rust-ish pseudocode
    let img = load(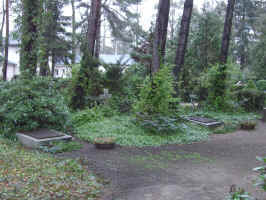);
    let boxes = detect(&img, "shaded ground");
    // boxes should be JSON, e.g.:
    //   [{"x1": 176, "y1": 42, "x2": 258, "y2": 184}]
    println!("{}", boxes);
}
[{"x1": 60, "y1": 121, "x2": 266, "y2": 200}]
